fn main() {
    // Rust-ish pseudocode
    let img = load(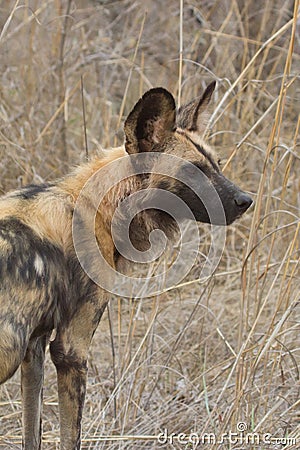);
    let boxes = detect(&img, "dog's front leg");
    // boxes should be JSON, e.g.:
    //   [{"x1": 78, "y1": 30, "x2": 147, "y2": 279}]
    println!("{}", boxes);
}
[
  {"x1": 50, "y1": 329, "x2": 90, "y2": 450},
  {"x1": 21, "y1": 335, "x2": 47, "y2": 450},
  {"x1": 54, "y1": 356, "x2": 87, "y2": 450}
]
